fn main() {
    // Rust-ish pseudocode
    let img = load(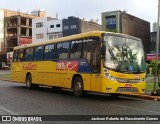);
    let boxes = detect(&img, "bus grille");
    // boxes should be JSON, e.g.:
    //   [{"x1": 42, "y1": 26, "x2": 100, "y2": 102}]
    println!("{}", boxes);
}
[
  {"x1": 116, "y1": 87, "x2": 138, "y2": 93},
  {"x1": 116, "y1": 78, "x2": 140, "y2": 83}
]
